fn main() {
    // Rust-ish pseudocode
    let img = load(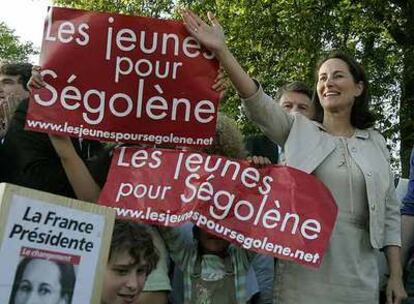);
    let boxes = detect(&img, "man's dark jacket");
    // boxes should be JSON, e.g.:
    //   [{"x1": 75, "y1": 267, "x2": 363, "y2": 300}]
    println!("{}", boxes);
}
[{"x1": 1, "y1": 98, "x2": 104, "y2": 198}]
